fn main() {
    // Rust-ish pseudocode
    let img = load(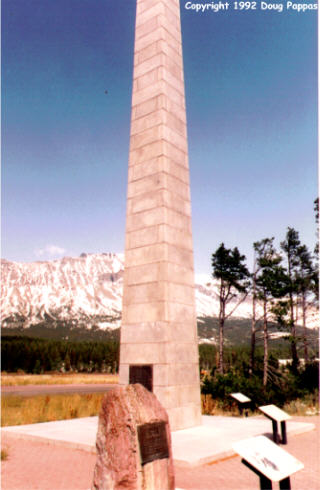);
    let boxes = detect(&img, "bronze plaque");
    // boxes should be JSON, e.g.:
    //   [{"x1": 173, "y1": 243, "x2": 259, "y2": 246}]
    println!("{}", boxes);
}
[
  {"x1": 129, "y1": 365, "x2": 153, "y2": 392},
  {"x1": 138, "y1": 422, "x2": 169, "y2": 465}
]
